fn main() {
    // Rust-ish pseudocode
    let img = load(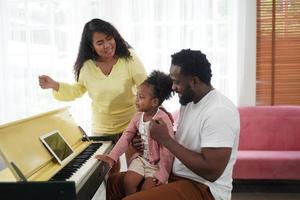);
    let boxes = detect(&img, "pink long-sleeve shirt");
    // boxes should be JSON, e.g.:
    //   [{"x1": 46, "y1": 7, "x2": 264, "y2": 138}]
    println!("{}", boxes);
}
[{"x1": 108, "y1": 108, "x2": 175, "y2": 183}]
